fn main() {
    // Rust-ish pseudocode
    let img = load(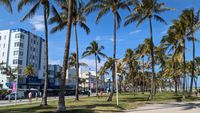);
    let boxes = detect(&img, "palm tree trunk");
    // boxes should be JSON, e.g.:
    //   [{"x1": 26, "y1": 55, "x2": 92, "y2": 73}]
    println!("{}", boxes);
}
[
  {"x1": 107, "y1": 15, "x2": 116, "y2": 101},
  {"x1": 41, "y1": 4, "x2": 48, "y2": 106},
  {"x1": 57, "y1": 0, "x2": 73, "y2": 111},
  {"x1": 174, "y1": 77, "x2": 178, "y2": 95},
  {"x1": 95, "y1": 54, "x2": 98, "y2": 96},
  {"x1": 142, "y1": 57, "x2": 145, "y2": 94},
  {"x1": 189, "y1": 36, "x2": 195, "y2": 96},
  {"x1": 74, "y1": 24, "x2": 79, "y2": 101},
  {"x1": 149, "y1": 17, "x2": 156, "y2": 100},
  {"x1": 182, "y1": 38, "x2": 186, "y2": 93}
]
